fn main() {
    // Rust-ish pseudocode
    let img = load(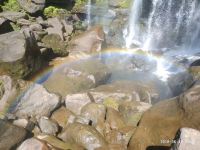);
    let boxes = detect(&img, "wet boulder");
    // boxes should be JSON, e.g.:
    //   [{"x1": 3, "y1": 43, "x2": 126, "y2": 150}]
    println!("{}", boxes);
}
[
  {"x1": 68, "y1": 26, "x2": 105, "y2": 54},
  {"x1": 44, "y1": 58, "x2": 111, "y2": 97}
]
